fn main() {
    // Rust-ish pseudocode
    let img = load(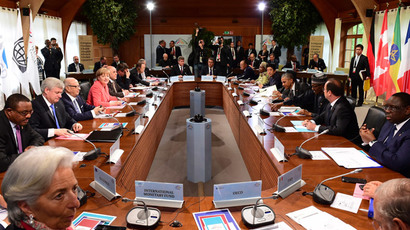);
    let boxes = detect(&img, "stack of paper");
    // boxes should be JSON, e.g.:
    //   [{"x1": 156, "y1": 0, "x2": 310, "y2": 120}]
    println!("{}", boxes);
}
[
  {"x1": 287, "y1": 206, "x2": 356, "y2": 230},
  {"x1": 321, "y1": 147, "x2": 381, "y2": 168}
]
